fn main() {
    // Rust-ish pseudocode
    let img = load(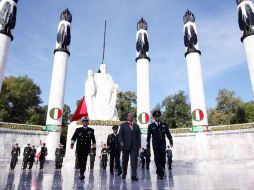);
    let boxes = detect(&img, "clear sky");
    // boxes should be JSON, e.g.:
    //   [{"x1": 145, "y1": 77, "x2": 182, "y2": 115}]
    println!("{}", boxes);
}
[{"x1": 5, "y1": 0, "x2": 253, "y2": 113}]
